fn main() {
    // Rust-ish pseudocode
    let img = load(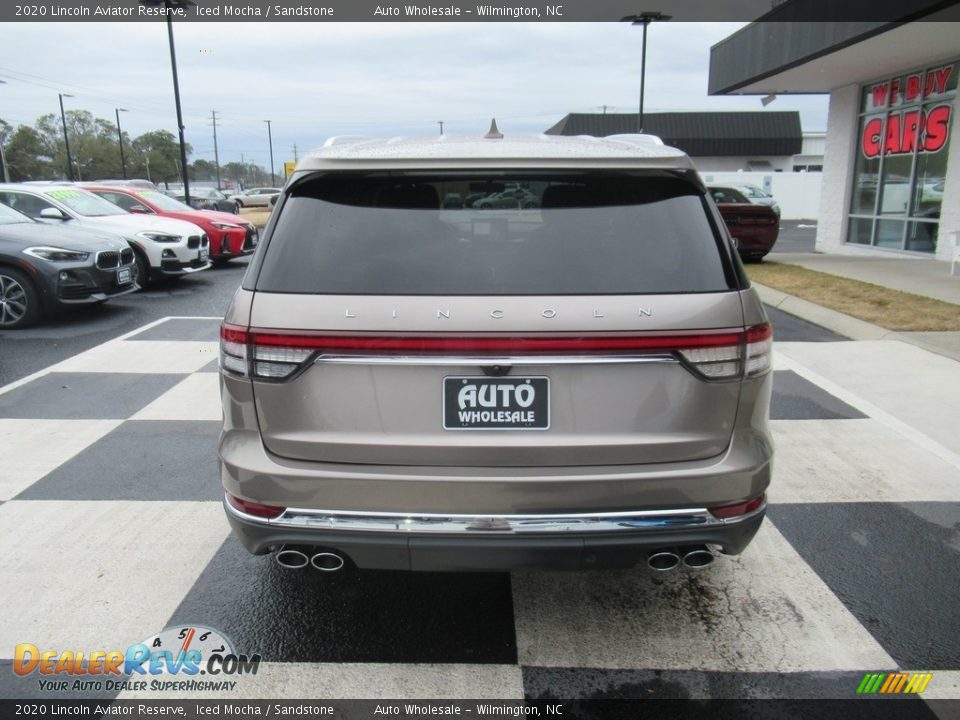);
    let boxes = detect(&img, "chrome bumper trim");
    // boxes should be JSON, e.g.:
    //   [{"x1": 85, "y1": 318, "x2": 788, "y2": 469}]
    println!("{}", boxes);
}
[
  {"x1": 314, "y1": 354, "x2": 678, "y2": 367},
  {"x1": 224, "y1": 494, "x2": 765, "y2": 535}
]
